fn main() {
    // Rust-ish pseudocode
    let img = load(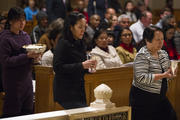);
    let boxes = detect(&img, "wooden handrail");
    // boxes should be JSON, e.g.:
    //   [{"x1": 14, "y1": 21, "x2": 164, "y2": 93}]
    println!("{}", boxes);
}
[{"x1": 33, "y1": 63, "x2": 180, "y2": 120}]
